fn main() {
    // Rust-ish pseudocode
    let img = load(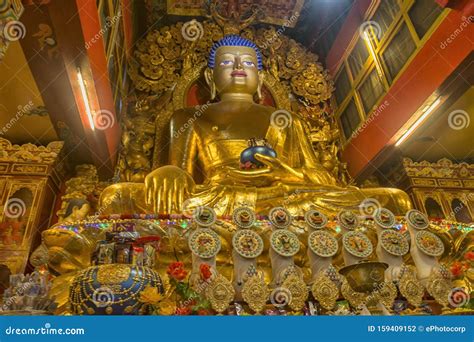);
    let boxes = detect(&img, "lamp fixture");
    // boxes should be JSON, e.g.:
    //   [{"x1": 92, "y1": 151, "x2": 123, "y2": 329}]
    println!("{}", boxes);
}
[
  {"x1": 395, "y1": 97, "x2": 441, "y2": 147},
  {"x1": 76, "y1": 68, "x2": 95, "y2": 130}
]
